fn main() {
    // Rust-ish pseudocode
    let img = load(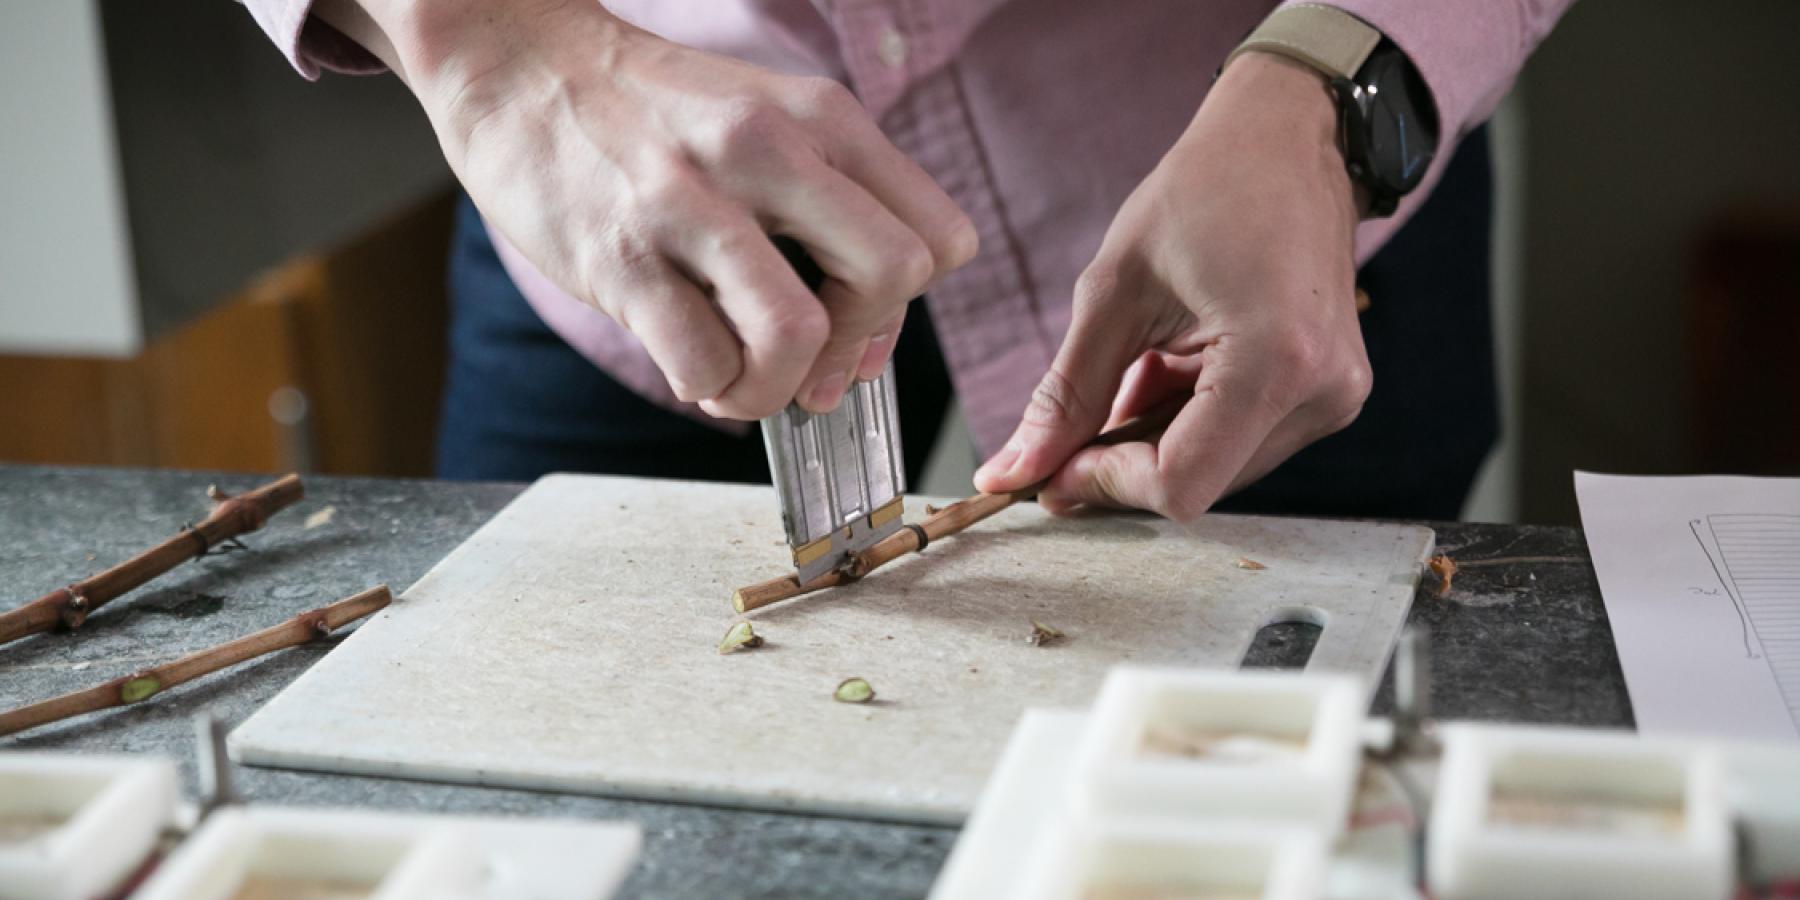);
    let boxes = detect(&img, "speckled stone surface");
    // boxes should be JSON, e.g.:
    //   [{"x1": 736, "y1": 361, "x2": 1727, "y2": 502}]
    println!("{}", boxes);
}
[{"x1": 0, "y1": 465, "x2": 1631, "y2": 898}]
